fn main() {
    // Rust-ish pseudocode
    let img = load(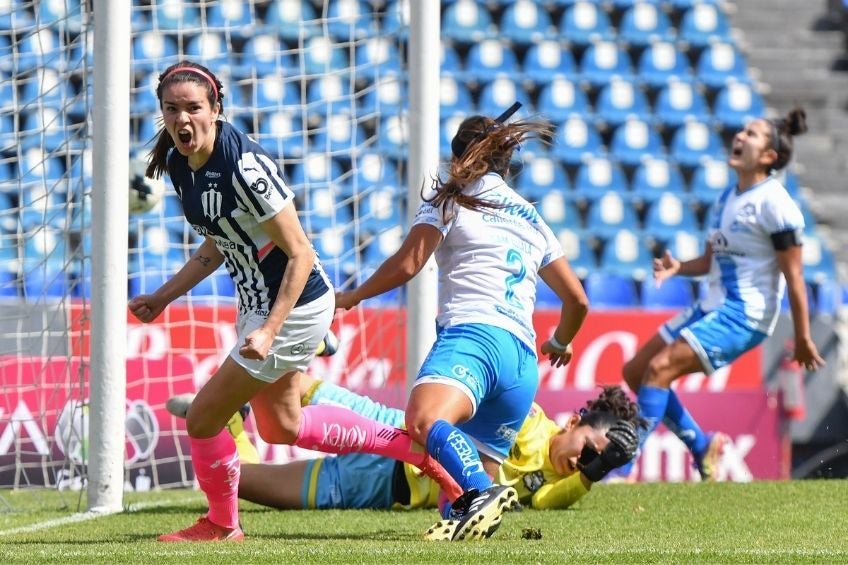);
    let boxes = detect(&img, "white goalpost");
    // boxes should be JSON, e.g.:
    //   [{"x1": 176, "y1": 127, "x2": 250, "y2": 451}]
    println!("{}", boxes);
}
[{"x1": 0, "y1": 0, "x2": 440, "y2": 510}]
